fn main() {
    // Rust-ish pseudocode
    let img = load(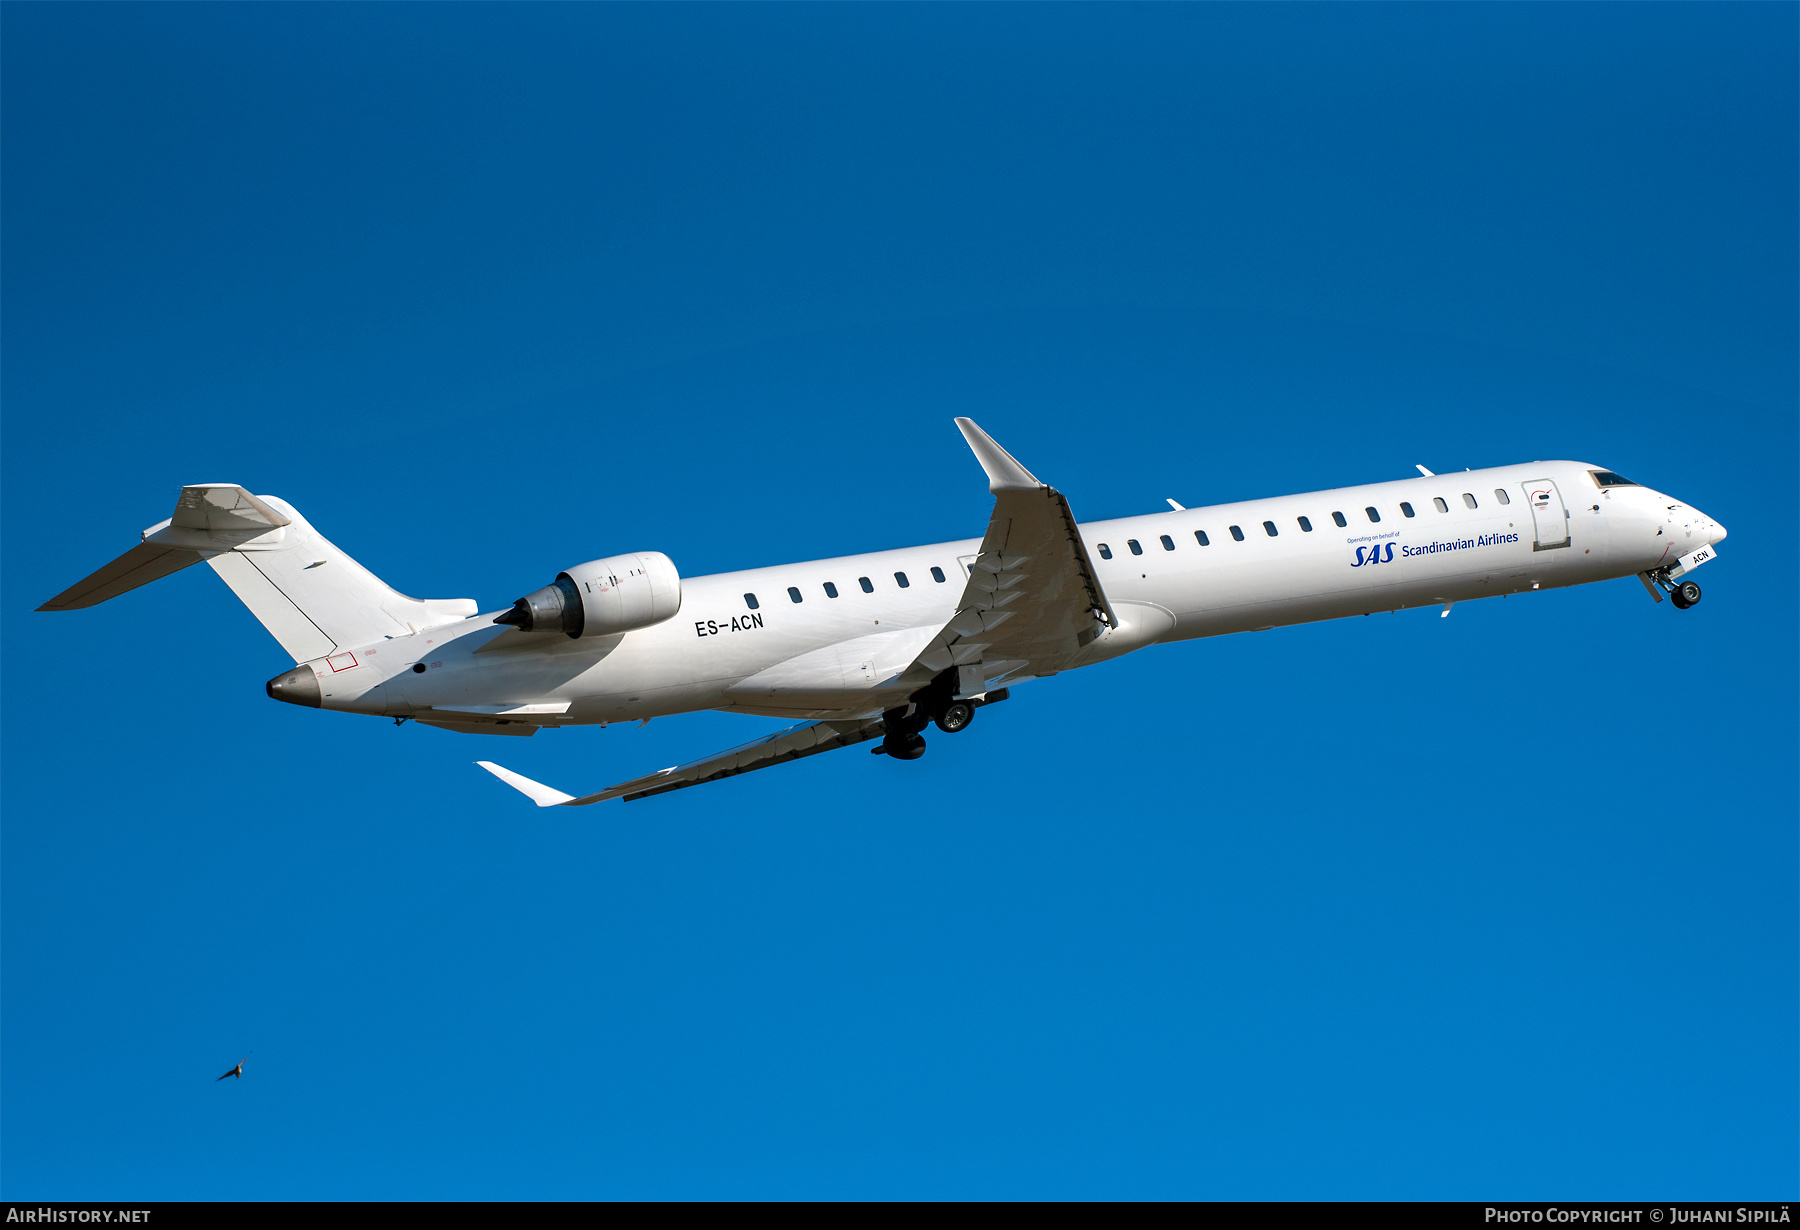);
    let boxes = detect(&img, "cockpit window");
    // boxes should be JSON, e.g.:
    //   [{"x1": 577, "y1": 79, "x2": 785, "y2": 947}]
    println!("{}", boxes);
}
[{"x1": 1591, "y1": 470, "x2": 1639, "y2": 488}]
